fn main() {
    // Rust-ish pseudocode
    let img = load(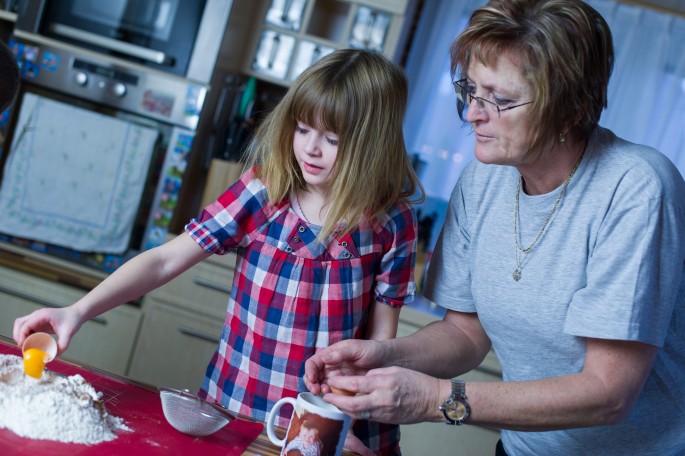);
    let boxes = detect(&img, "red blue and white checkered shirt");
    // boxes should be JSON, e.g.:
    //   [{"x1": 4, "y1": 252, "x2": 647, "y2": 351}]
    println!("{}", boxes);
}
[{"x1": 185, "y1": 167, "x2": 417, "y2": 455}]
